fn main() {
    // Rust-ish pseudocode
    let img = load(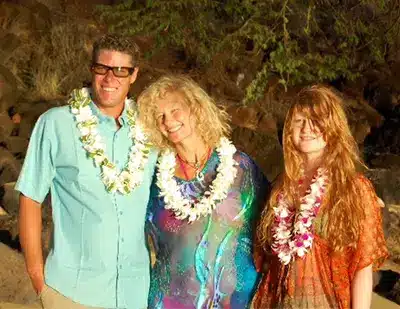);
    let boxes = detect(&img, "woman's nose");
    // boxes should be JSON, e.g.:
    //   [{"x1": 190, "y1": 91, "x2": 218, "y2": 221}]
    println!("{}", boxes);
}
[{"x1": 163, "y1": 113, "x2": 174, "y2": 125}]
